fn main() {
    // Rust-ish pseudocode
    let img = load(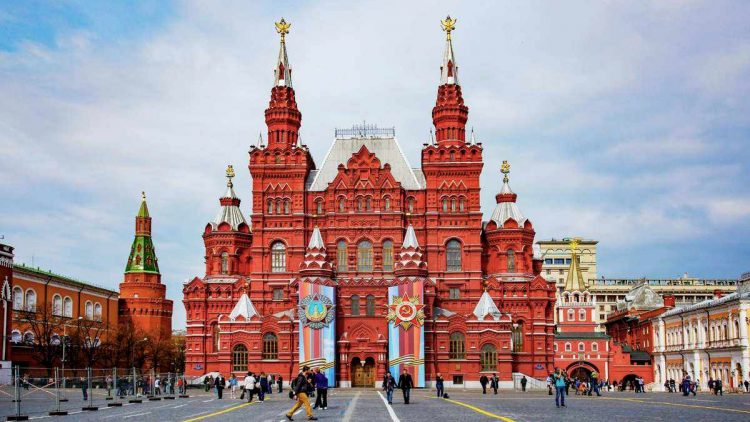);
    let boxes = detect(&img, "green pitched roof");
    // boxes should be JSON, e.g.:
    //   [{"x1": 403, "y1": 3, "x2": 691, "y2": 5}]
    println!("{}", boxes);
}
[
  {"x1": 124, "y1": 235, "x2": 160, "y2": 274},
  {"x1": 137, "y1": 193, "x2": 150, "y2": 218}
]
